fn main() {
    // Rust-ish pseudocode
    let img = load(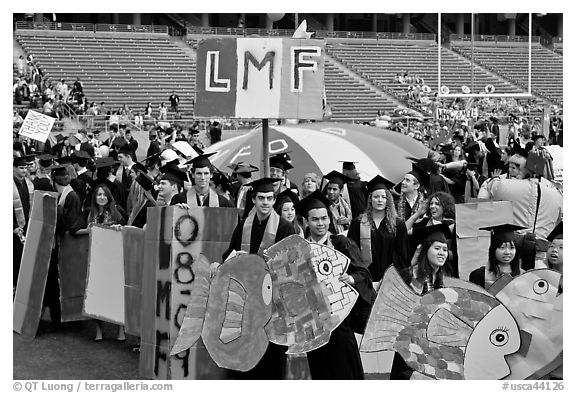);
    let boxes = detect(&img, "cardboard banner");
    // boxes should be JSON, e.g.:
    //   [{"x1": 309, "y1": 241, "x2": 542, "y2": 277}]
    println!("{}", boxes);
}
[
  {"x1": 360, "y1": 266, "x2": 521, "y2": 380},
  {"x1": 123, "y1": 226, "x2": 146, "y2": 336},
  {"x1": 13, "y1": 191, "x2": 58, "y2": 337},
  {"x1": 195, "y1": 38, "x2": 325, "y2": 119},
  {"x1": 139, "y1": 206, "x2": 239, "y2": 380},
  {"x1": 18, "y1": 110, "x2": 56, "y2": 143},
  {"x1": 172, "y1": 253, "x2": 273, "y2": 371},
  {"x1": 491, "y1": 269, "x2": 563, "y2": 380},
  {"x1": 455, "y1": 201, "x2": 514, "y2": 280},
  {"x1": 83, "y1": 225, "x2": 125, "y2": 324},
  {"x1": 264, "y1": 235, "x2": 358, "y2": 354},
  {"x1": 59, "y1": 232, "x2": 90, "y2": 322}
]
